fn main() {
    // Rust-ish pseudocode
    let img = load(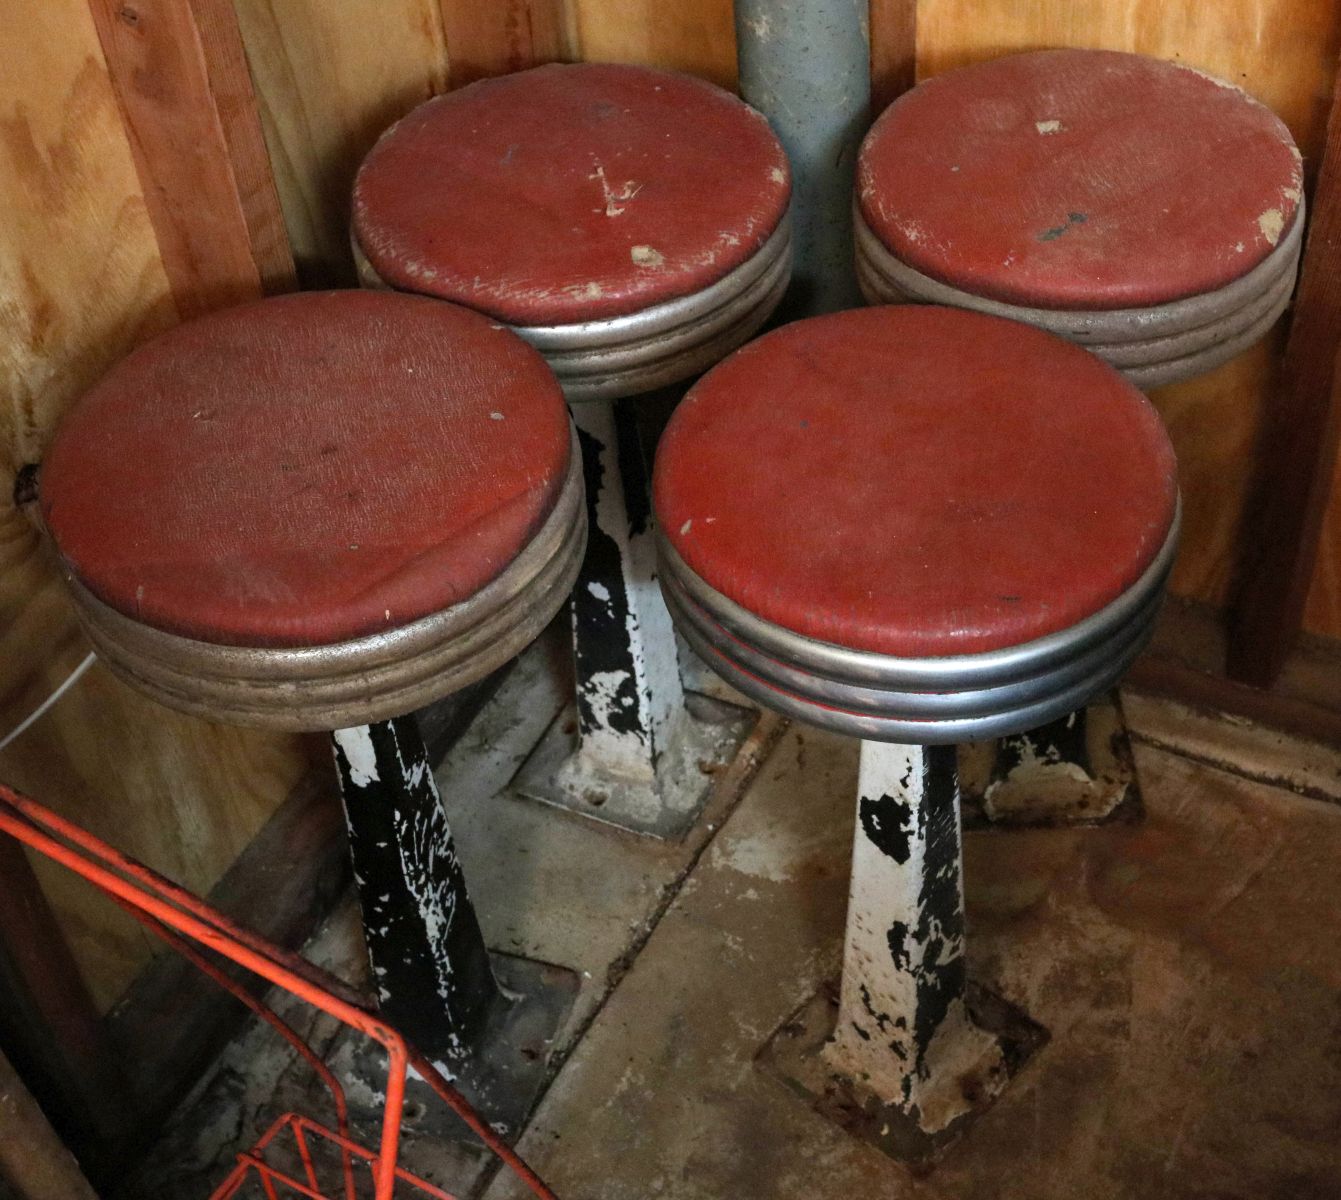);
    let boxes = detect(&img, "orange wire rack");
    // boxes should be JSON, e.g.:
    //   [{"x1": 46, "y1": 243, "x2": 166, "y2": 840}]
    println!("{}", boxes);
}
[{"x1": 0, "y1": 782, "x2": 559, "y2": 1200}]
